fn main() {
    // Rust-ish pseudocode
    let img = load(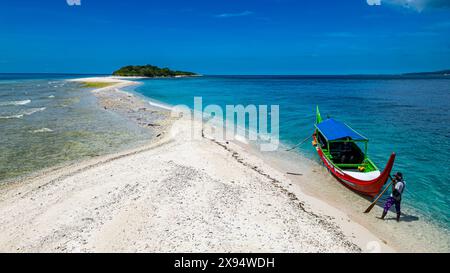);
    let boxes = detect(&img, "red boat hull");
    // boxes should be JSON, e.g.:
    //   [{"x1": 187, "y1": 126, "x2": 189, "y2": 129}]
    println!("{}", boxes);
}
[{"x1": 313, "y1": 134, "x2": 395, "y2": 197}]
